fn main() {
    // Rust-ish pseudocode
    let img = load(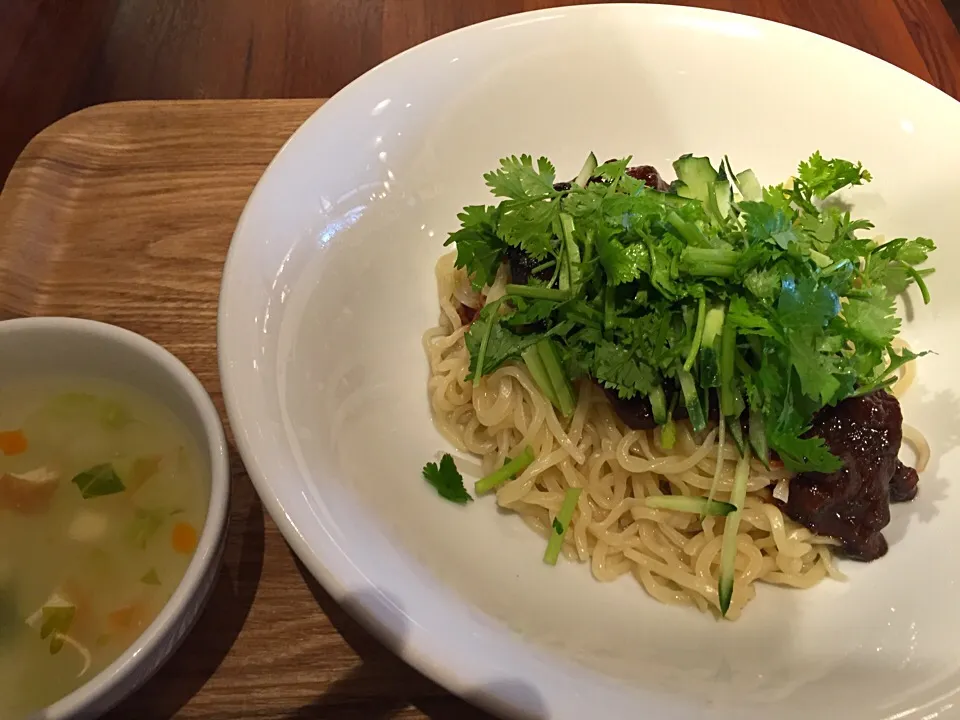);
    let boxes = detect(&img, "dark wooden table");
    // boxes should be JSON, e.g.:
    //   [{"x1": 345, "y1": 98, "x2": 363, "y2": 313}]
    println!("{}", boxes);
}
[{"x1": 1, "y1": 2, "x2": 959, "y2": 719}]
